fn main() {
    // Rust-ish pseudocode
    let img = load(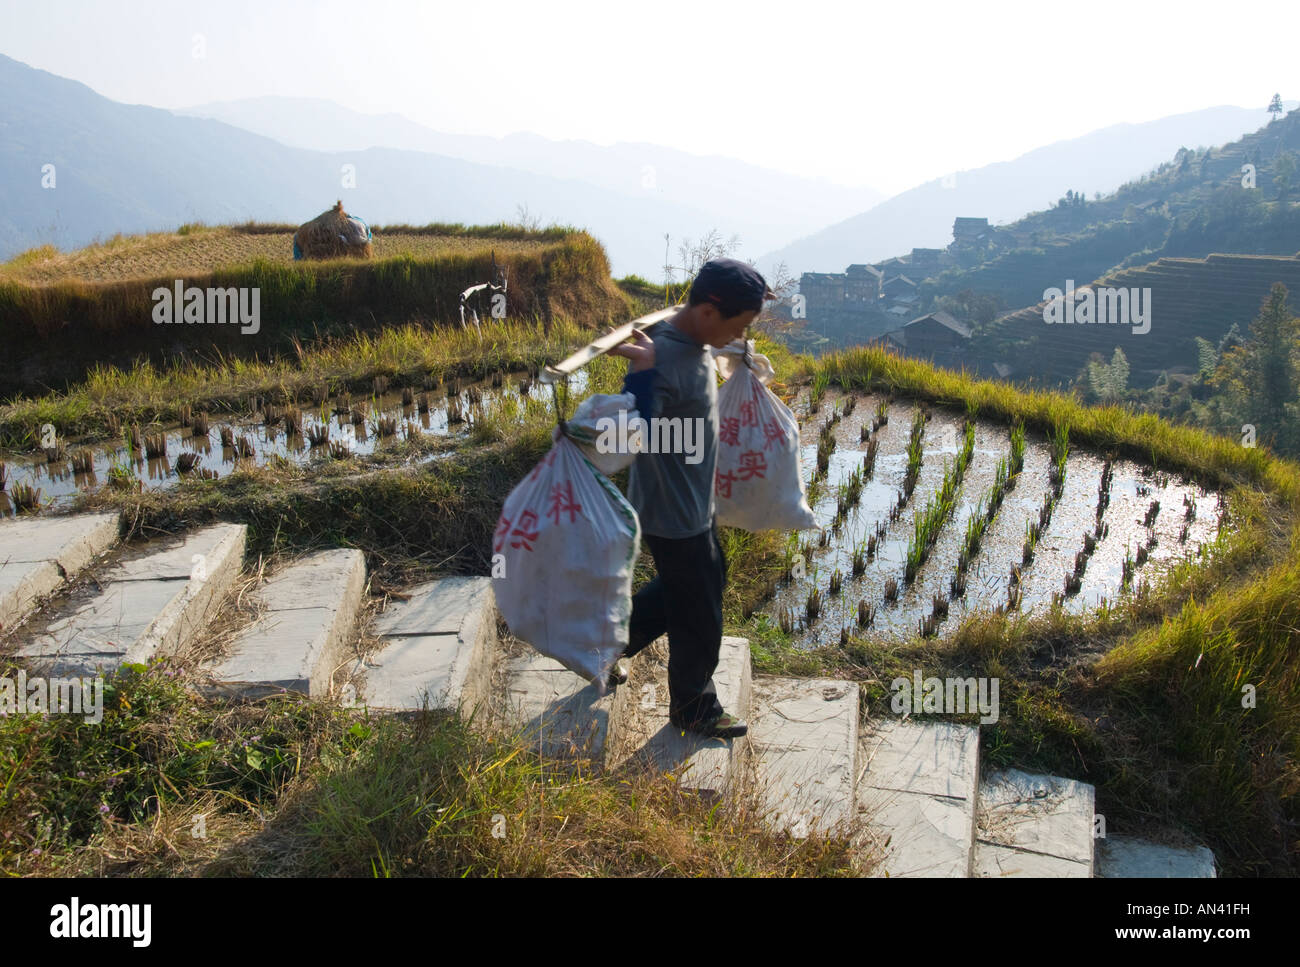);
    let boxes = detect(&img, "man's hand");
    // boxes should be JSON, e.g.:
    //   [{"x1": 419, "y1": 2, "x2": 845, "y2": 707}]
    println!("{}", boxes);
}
[{"x1": 608, "y1": 328, "x2": 655, "y2": 372}]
